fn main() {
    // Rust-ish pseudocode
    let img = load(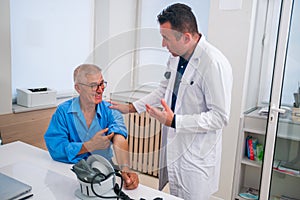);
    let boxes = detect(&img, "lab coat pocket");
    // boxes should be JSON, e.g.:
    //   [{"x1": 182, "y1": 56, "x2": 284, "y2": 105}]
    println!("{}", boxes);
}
[
  {"x1": 186, "y1": 132, "x2": 218, "y2": 165},
  {"x1": 177, "y1": 81, "x2": 202, "y2": 112}
]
